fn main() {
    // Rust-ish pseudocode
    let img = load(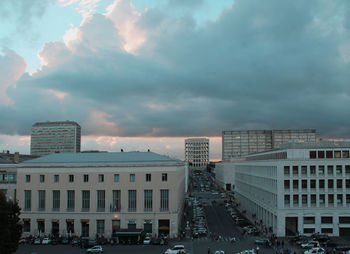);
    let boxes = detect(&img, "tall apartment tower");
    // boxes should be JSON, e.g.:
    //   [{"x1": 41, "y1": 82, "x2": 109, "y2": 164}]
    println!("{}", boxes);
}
[
  {"x1": 222, "y1": 129, "x2": 316, "y2": 160},
  {"x1": 185, "y1": 138, "x2": 209, "y2": 169},
  {"x1": 30, "y1": 121, "x2": 81, "y2": 156}
]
